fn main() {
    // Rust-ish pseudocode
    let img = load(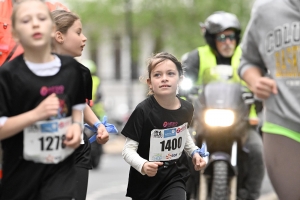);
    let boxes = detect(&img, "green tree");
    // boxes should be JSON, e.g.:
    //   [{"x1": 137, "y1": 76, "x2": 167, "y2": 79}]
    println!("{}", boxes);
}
[{"x1": 67, "y1": 0, "x2": 252, "y2": 66}]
